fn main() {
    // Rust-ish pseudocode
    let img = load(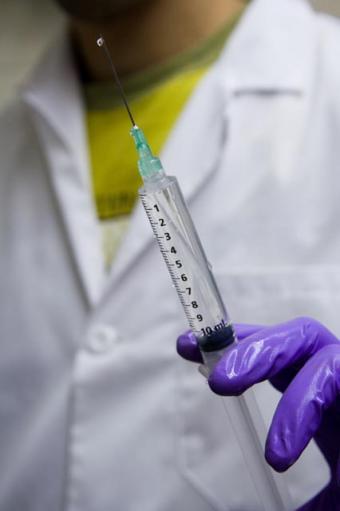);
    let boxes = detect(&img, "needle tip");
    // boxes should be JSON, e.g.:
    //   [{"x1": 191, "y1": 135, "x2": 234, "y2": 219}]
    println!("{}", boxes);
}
[{"x1": 97, "y1": 36, "x2": 104, "y2": 47}]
